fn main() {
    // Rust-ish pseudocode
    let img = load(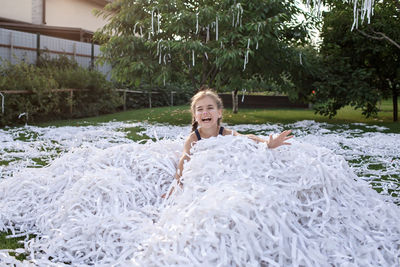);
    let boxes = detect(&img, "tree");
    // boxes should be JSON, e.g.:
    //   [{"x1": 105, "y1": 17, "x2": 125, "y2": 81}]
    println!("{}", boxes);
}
[
  {"x1": 305, "y1": 0, "x2": 376, "y2": 30},
  {"x1": 312, "y1": 0, "x2": 400, "y2": 121},
  {"x1": 95, "y1": 0, "x2": 311, "y2": 96}
]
